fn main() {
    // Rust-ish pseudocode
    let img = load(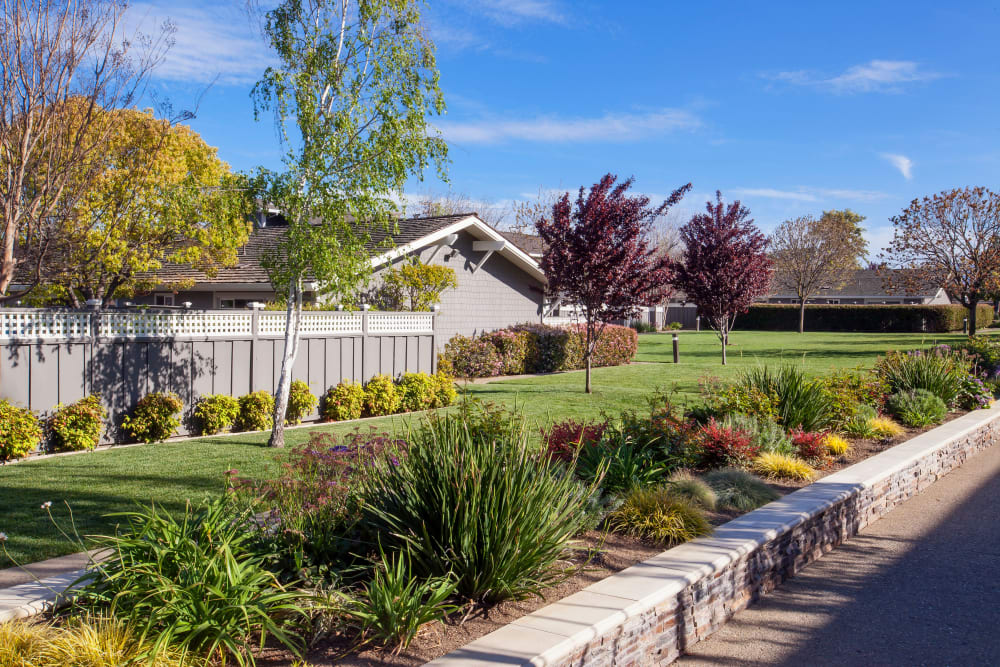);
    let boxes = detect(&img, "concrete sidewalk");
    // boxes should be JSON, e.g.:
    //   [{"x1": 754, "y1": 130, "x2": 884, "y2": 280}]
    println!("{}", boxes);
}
[{"x1": 678, "y1": 442, "x2": 1000, "y2": 666}]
